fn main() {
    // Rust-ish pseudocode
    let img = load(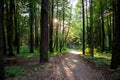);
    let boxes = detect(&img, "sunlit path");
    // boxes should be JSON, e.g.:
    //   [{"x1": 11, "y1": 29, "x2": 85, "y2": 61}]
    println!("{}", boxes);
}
[
  {"x1": 50, "y1": 50, "x2": 113, "y2": 80},
  {"x1": 69, "y1": 49, "x2": 82, "y2": 55}
]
